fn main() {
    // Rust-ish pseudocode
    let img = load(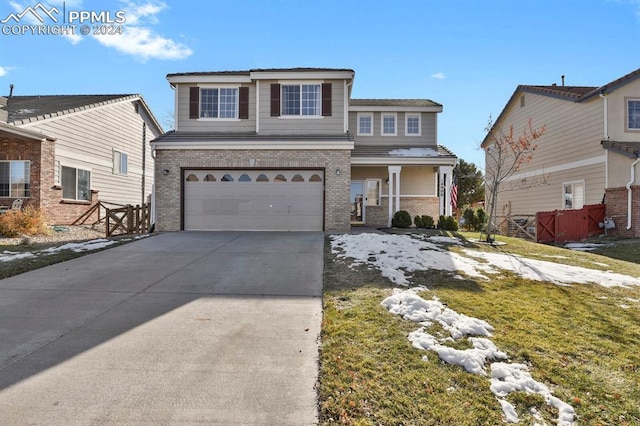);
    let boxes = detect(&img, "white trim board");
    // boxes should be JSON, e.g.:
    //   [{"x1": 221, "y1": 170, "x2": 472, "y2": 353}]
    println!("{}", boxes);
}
[{"x1": 503, "y1": 155, "x2": 606, "y2": 182}]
